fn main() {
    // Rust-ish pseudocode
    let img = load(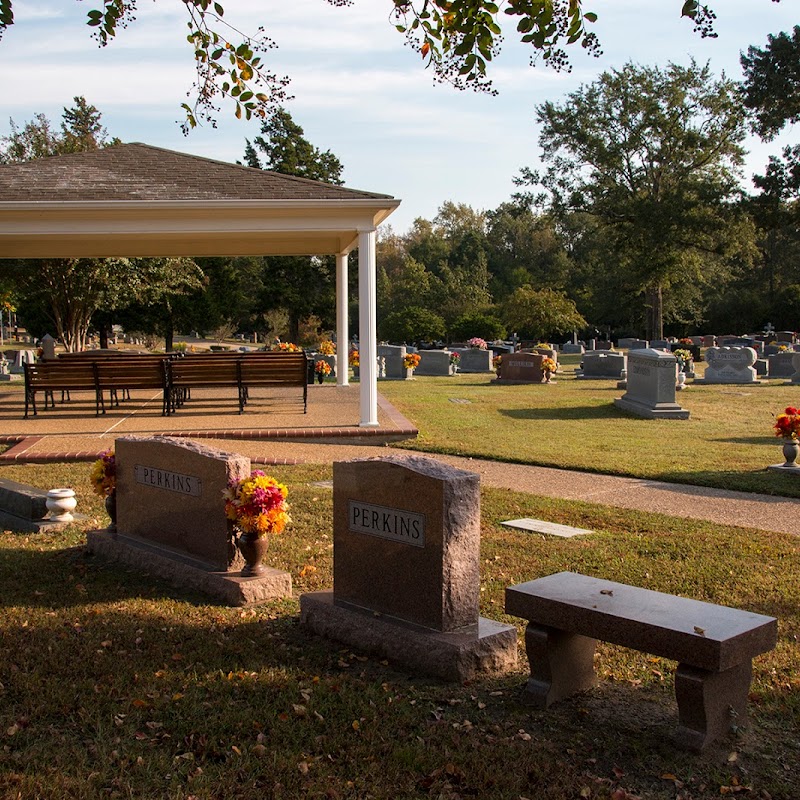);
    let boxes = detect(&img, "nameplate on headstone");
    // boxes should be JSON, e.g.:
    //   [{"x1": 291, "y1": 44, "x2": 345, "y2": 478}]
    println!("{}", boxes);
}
[
  {"x1": 133, "y1": 465, "x2": 202, "y2": 496},
  {"x1": 348, "y1": 501, "x2": 425, "y2": 547}
]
